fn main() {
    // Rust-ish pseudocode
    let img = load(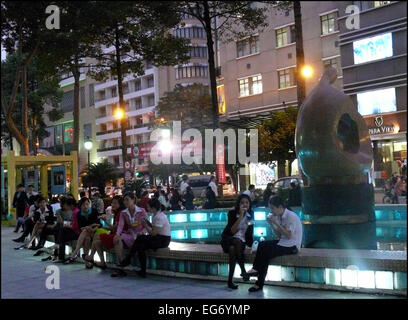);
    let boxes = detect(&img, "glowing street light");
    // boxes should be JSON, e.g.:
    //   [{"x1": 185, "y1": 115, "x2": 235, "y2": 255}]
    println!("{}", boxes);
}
[
  {"x1": 114, "y1": 107, "x2": 125, "y2": 120},
  {"x1": 301, "y1": 65, "x2": 313, "y2": 78}
]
